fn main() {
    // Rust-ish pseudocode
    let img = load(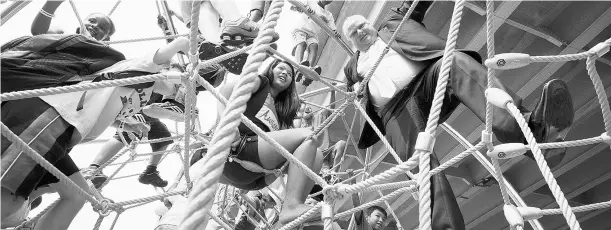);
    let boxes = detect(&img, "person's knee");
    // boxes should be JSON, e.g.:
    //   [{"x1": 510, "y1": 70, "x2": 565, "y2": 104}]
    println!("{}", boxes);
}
[{"x1": 1, "y1": 187, "x2": 26, "y2": 220}]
